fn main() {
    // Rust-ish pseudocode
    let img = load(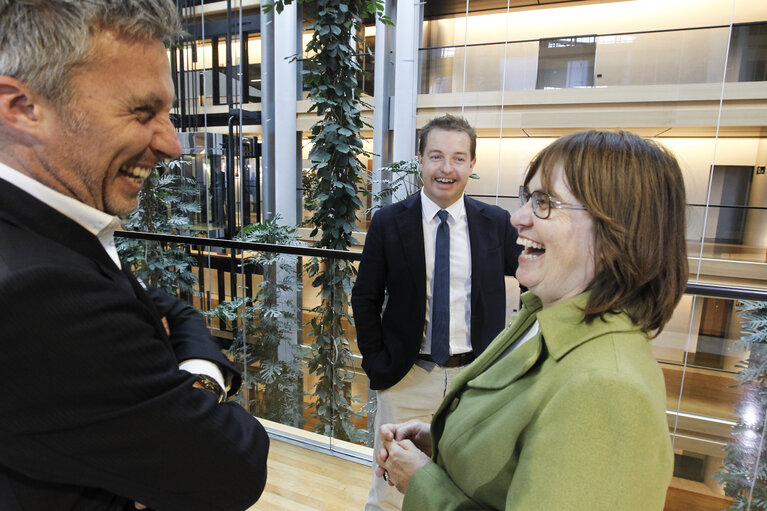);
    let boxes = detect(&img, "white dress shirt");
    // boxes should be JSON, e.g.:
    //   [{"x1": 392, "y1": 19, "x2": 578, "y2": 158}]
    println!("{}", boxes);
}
[
  {"x1": 0, "y1": 161, "x2": 123, "y2": 266},
  {"x1": 0, "y1": 161, "x2": 226, "y2": 391},
  {"x1": 421, "y1": 190, "x2": 472, "y2": 356}
]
